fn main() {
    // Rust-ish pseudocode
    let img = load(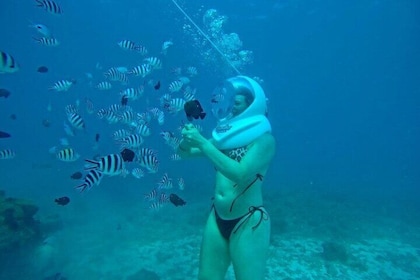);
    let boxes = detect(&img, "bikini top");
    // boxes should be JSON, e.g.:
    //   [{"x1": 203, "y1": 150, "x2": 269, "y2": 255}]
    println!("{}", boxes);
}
[{"x1": 224, "y1": 146, "x2": 248, "y2": 162}]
